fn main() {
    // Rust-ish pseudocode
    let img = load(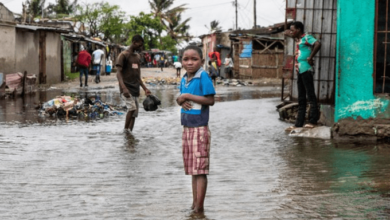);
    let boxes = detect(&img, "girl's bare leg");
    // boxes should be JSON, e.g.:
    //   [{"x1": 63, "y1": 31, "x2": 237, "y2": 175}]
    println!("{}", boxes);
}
[
  {"x1": 194, "y1": 175, "x2": 207, "y2": 213},
  {"x1": 191, "y1": 176, "x2": 197, "y2": 209}
]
